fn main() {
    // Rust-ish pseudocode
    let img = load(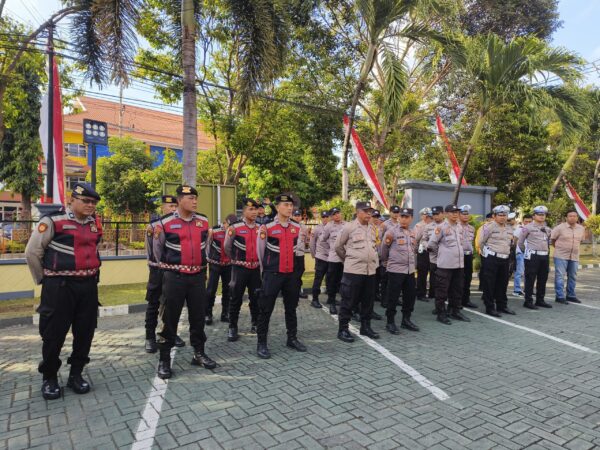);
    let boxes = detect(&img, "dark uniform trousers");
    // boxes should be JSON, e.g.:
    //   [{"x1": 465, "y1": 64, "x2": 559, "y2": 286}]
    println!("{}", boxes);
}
[
  {"x1": 157, "y1": 270, "x2": 207, "y2": 355},
  {"x1": 524, "y1": 254, "x2": 549, "y2": 302},
  {"x1": 37, "y1": 276, "x2": 98, "y2": 377},
  {"x1": 416, "y1": 251, "x2": 430, "y2": 298},
  {"x1": 462, "y1": 254, "x2": 473, "y2": 306},
  {"x1": 385, "y1": 272, "x2": 416, "y2": 320},
  {"x1": 145, "y1": 266, "x2": 162, "y2": 339},
  {"x1": 256, "y1": 272, "x2": 299, "y2": 343},
  {"x1": 376, "y1": 266, "x2": 387, "y2": 304},
  {"x1": 228, "y1": 266, "x2": 260, "y2": 328},
  {"x1": 206, "y1": 264, "x2": 231, "y2": 316},
  {"x1": 311, "y1": 258, "x2": 328, "y2": 300},
  {"x1": 428, "y1": 262, "x2": 437, "y2": 298},
  {"x1": 435, "y1": 268, "x2": 464, "y2": 311},
  {"x1": 338, "y1": 273, "x2": 375, "y2": 329},
  {"x1": 294, "y1": 255, "x2": 306, "y2": 295},
  {"x1": 480, "y1": 255, "x2": 510, "y2": 310},
  {"x1": 326, "y1": 262, "x2": 344, "y2": 304}
]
